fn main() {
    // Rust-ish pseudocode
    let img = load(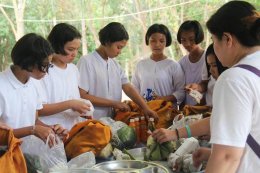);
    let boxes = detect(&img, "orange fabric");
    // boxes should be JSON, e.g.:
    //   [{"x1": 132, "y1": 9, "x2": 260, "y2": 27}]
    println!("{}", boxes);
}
[
  {"x1": 65, "y1": 120, "x2": 111, "y2": 159},
  {"x1": 182, "y1": 105, "x2": 212, "y2": 116},
  {"x1": 114, "y1": 111, "x2": 141, "y2": 124},
  {"x1": 147, "y1": 100, "x2": 177, "y2": 129},
  {"x1": 0, "y1": 129, "x2": 27, "y2": 173},
  {"x1": 114, "y1": 100, "x2": 179, "y2": 129}
]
